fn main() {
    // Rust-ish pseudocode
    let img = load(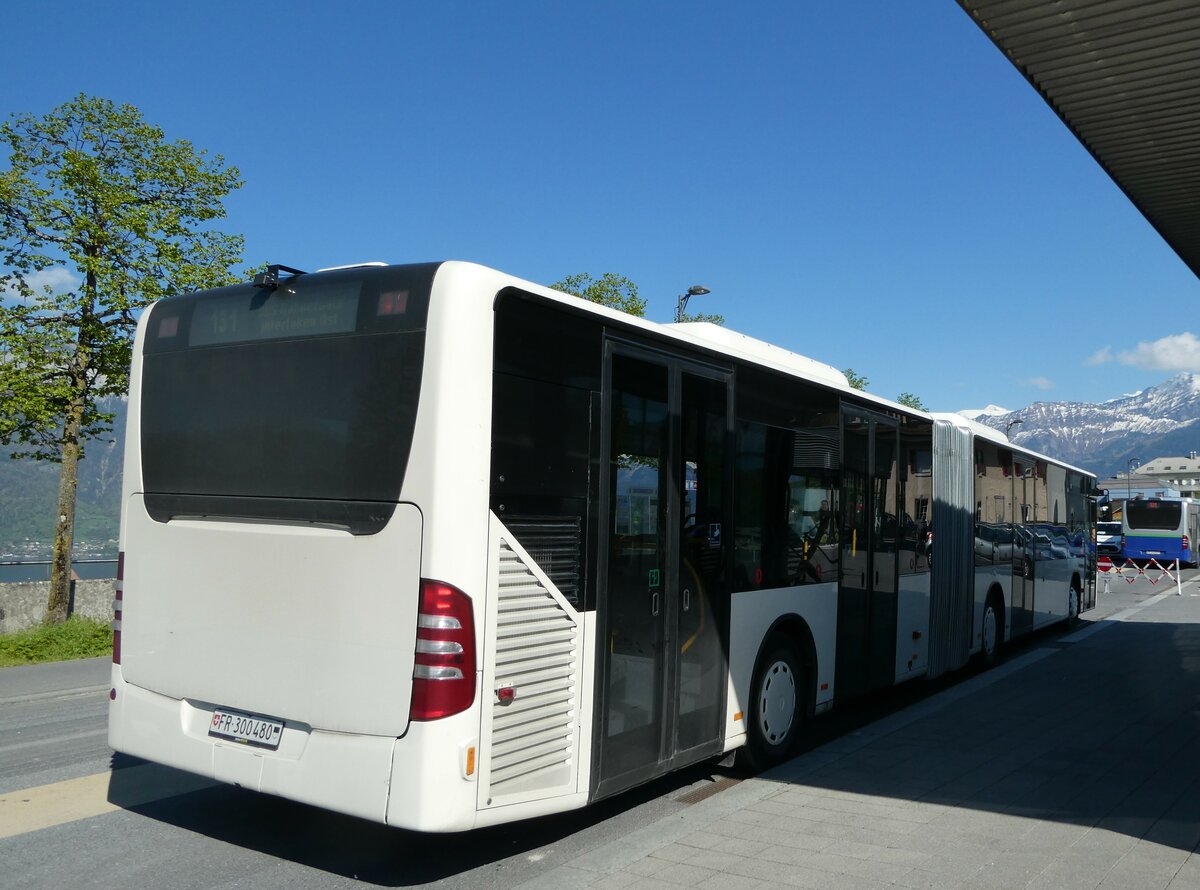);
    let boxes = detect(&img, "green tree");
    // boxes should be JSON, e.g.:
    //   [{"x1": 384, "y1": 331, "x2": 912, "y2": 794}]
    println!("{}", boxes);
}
[
  {"x1": 679, "y1": 310, "x2": 726, "y2": 325},
  {"x1": 897, "y1": 392, "x2": 926, "y2": 410},
  {"x1": 551, "y1": 272, "x2": 646, "y2": 317},
  {"x1": 0, "y1": 94, "x2": 244, "y2": 623},
  {"x1": 844, "y1": 368, "x2": 869, "y2": 391}
]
